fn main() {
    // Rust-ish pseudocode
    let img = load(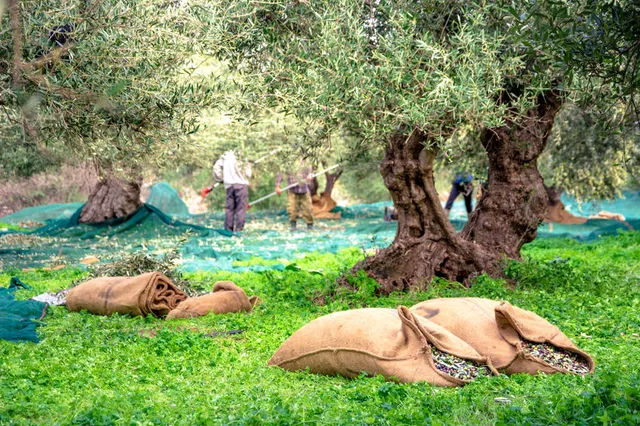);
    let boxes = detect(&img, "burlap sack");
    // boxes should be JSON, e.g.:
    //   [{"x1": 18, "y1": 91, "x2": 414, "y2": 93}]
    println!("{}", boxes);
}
[
  {"x1": 311, "y1": 194, "x2": 341, "y2": 220},
  {"x1": 410, "y1": 298, "x2": 595, "y2": 375},
  {"x1": 166, "y1": 281, "x2": 260, "y2": 320},
  {"x1": 546, "y1": 201, "x2": 588, "y2": 224},
  {"x1": 67, "y1": 272, "x2": 187, "y2": 317},
  {"x1": 268, "y1": 306, "x2": 498, "y2": 386}
]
